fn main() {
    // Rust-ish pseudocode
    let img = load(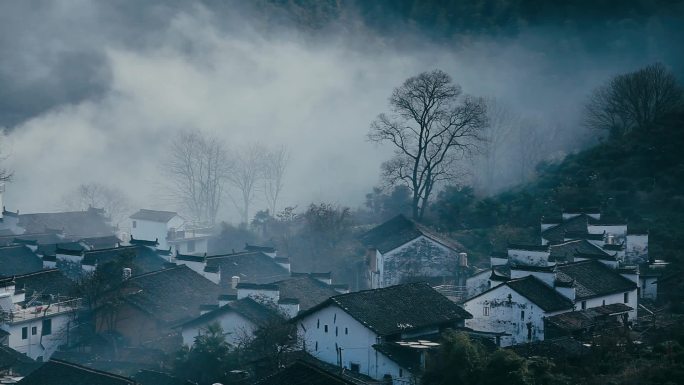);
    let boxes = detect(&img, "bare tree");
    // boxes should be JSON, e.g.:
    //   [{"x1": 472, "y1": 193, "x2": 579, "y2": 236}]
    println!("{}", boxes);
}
[
  {"x1": 262, "y1": 145, "x2": 289, "y2": 215},
  {"x1": 584, "y1": 62, "x2": 683, "y2": 137},
  {"x1": 369, "y1": 69, "x2": 487, "y2": 220},
  {"x1": 61, "y1": 182, "x2": 131, "y2": 228},
  {"x1": 229, "y1": 142, "x2": 265, "y2": 225},
  {"x1": 164, "y1": 130, "x2": 231, "y2": 225}
]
